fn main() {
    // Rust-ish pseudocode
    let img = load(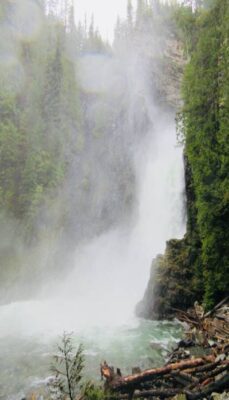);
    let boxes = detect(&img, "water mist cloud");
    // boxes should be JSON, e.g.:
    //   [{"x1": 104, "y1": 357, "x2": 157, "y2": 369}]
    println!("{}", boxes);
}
[
  {"x1": 0, "y1": 0, "x2": 186, "y2": 334},
  {"x1": 9, "y1": 0, "x2": 43, "y2": 40}
]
